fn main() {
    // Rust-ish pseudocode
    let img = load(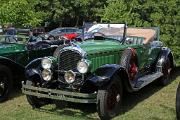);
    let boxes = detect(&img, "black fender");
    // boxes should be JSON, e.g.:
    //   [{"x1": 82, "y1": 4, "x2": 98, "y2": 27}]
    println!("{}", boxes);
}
[
  {"x1": 25, "y1": 68, "x2": 42, "y2": 82},
  {"x1": 25, "y1": 58, "x2": 42, "y2": 70},
  {"x1": 0, "y1": 56, "x2": 24, "y2": 79},
  {"x1": 81, "y1": 64, "x2": 134, "y2": 93},
  {"x1": 157, "y1": 47, "x2": 175, "y2": 68},
  {"x1": 25, "y1": 58, "x2": 42, "y2": 82}
]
